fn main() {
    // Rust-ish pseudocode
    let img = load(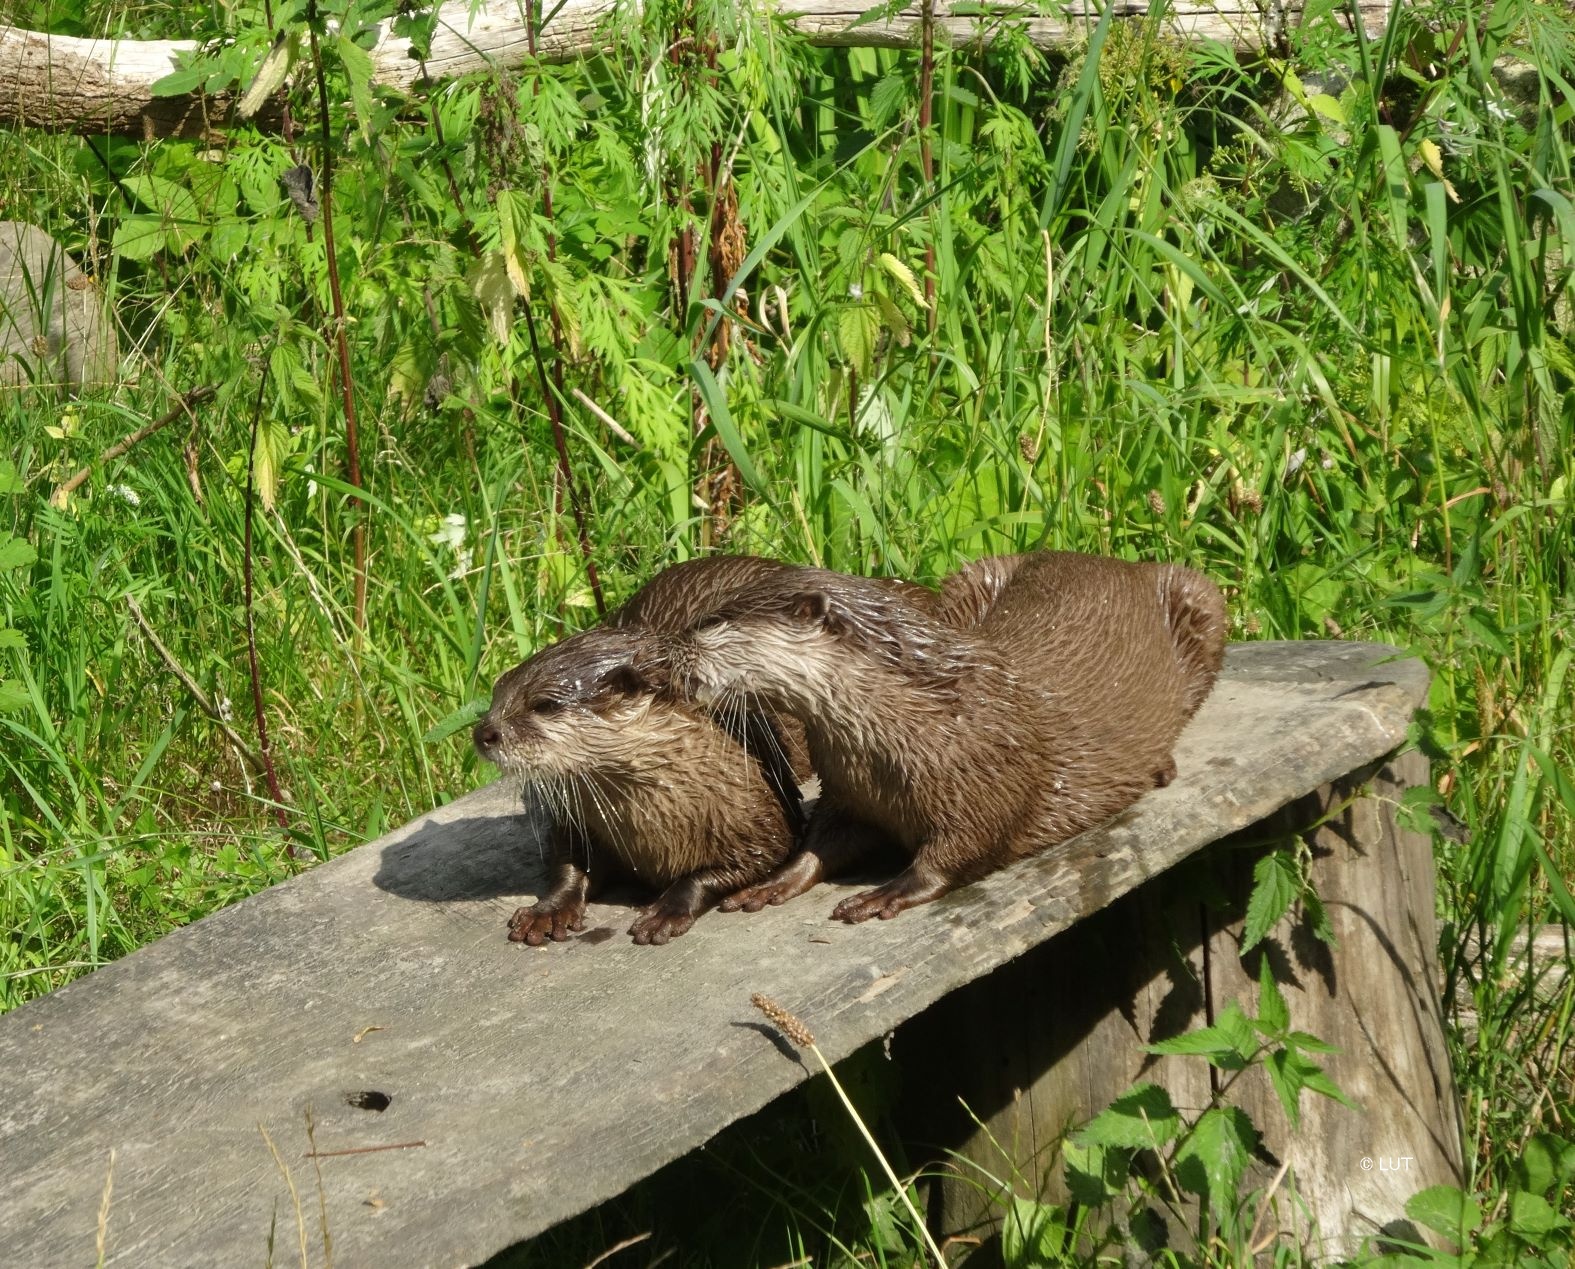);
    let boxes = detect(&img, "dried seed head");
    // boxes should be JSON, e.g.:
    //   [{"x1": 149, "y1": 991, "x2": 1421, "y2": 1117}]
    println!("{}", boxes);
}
[
  {"x1": 1244, "y1": 613, "x2": 1262, "y2": 635},
  {"x1": 751, "y1": 993, "x2": 815, "y2": 1047},
  {"x1": 1146, "y1": 488, "x2": 1166, "y2": 516},
  {"x1": 1018, "y1": 432, "x2": 1039, "y2": 463}
]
